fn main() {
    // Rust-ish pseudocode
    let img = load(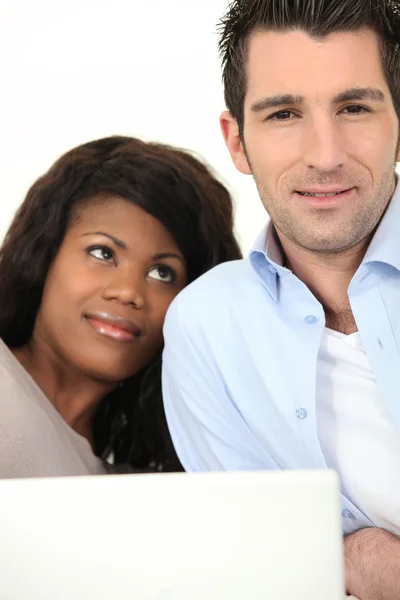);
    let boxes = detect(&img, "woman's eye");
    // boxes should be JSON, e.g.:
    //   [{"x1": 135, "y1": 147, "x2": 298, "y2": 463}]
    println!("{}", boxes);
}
[
  {"x1": 148, "y1": 265, "x2": 175, "y2": 283},
  {"x1": 88, "y1": 246, "x2": 114, "y2": 262}
]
